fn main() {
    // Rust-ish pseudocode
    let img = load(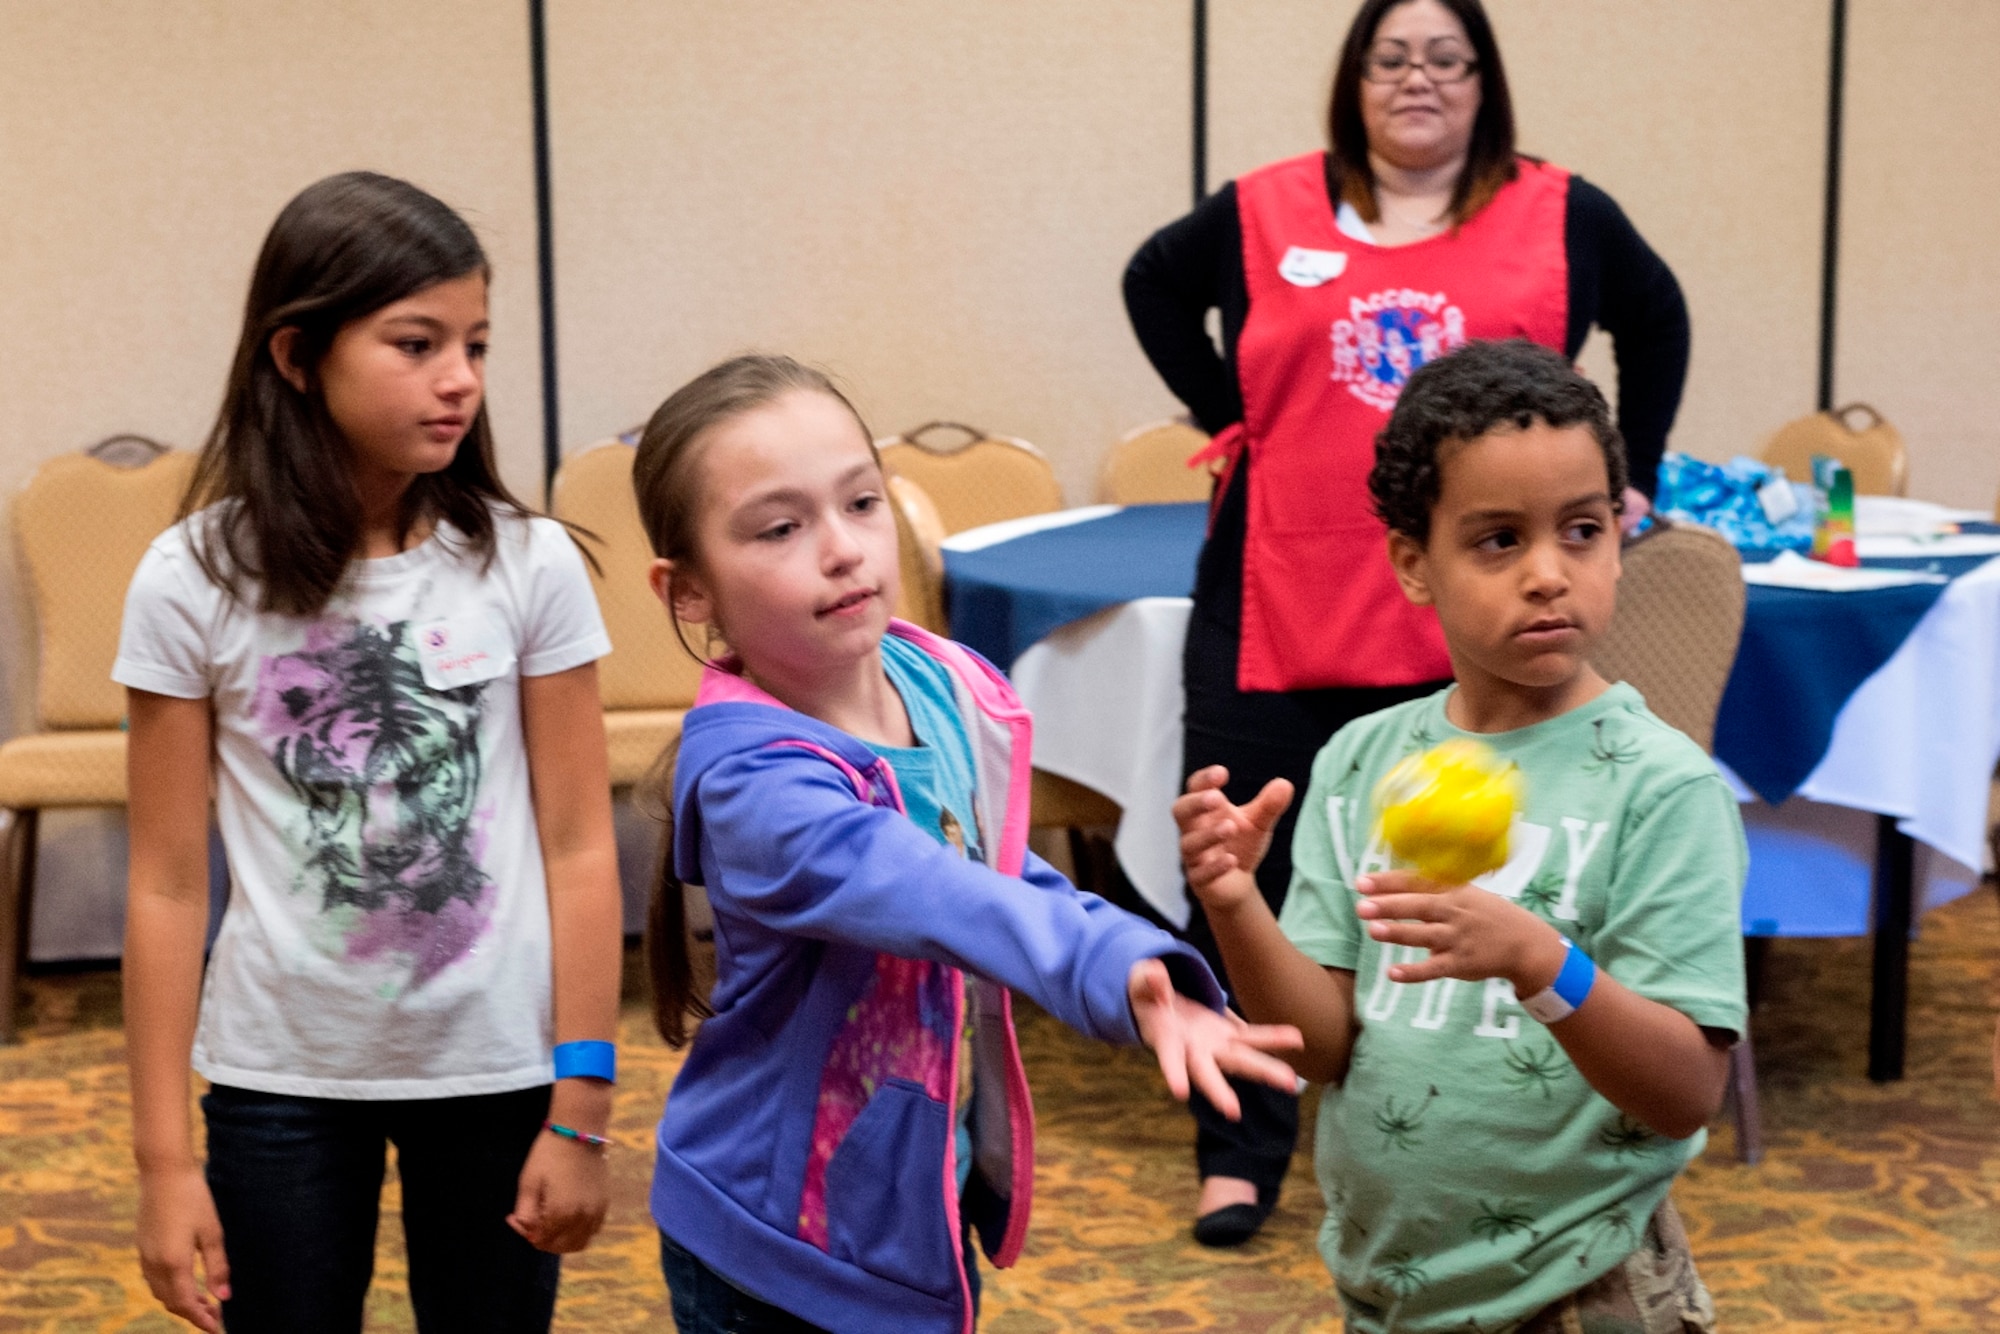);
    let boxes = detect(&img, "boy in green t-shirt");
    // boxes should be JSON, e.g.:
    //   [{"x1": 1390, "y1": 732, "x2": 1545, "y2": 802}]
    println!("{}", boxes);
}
[{"x1": 1174, "y1": 339, "x2": 1745, "y2": 1333}]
